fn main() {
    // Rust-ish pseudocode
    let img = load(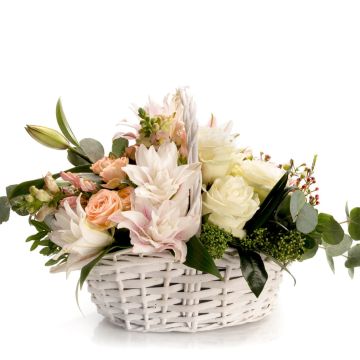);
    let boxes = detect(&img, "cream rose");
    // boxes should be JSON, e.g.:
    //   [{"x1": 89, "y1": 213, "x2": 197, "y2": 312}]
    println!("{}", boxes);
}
[
  {"x1": 198, "y1": 125, "x2": 237, "y2": 184},
  {"x1": 231, "y1": 159, "x2": 285, "y2": 201},
  {"x1": 202, "y1": 175, "x2": 259, "y2": 239},
  {"x1": 85, "y1": 189, "x2": 123, "y2": 229},
  {"x1": 91, "y1": 156, "x2": 114, "y2": 174}
]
